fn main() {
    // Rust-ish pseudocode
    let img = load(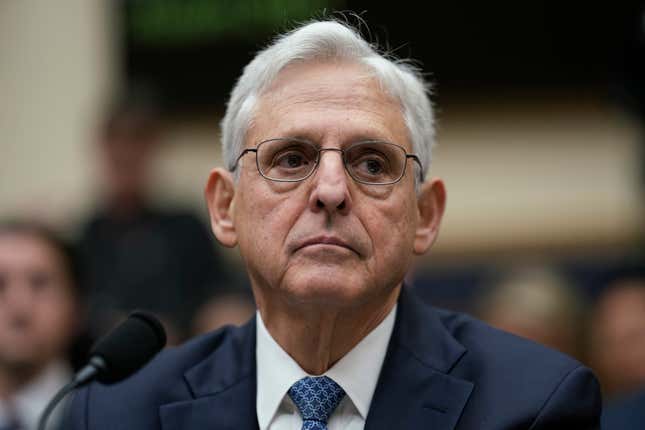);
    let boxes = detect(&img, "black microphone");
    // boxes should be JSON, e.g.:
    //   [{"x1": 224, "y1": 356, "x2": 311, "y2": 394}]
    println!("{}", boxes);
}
[{"x1": 38, "y1": 310, "x2": 167, "y2": 430}]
